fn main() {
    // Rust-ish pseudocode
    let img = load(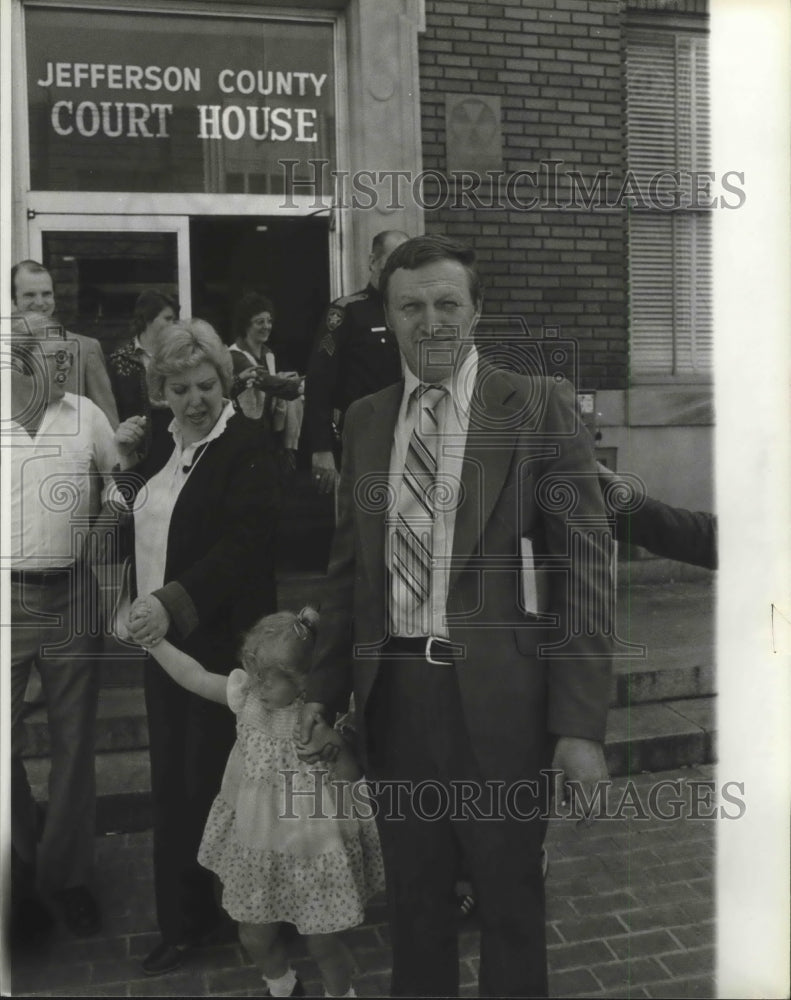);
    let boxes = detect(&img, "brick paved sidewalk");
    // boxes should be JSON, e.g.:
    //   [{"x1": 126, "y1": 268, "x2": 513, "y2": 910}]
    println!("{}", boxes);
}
[{"x1": 7, "y1": 764, "x2": 716, "y2": 998}]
